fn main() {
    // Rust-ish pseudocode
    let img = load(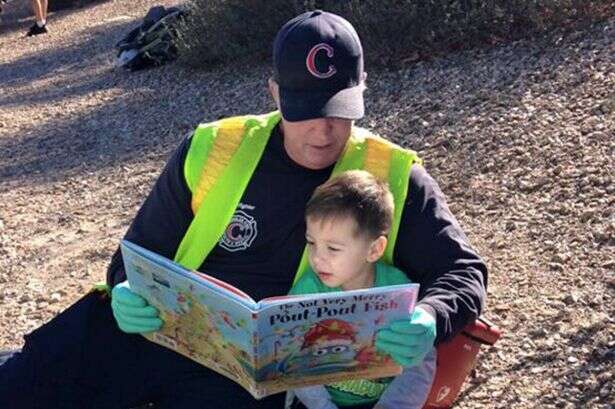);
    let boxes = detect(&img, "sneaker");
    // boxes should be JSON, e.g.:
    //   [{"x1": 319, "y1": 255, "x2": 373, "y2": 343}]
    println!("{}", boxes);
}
[{"x1": 26, "y1": 23, "x2": 48, "y2": 36}]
